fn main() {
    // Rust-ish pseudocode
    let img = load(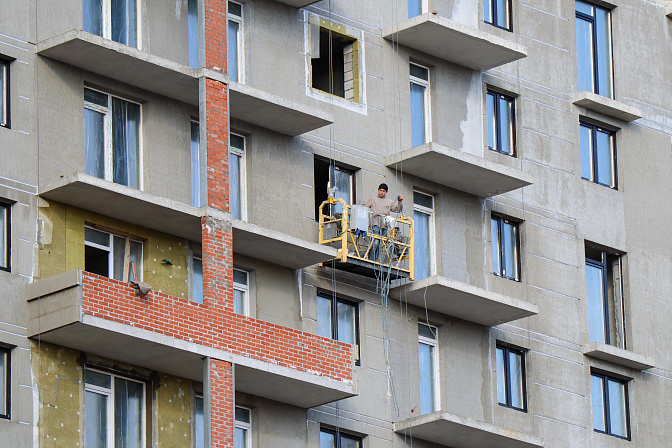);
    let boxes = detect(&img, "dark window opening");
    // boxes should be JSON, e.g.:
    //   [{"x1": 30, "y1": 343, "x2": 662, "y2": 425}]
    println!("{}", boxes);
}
[
  {"x1": 312, "y1": 29, "x2": 355, "y2": 99},
  {"x1": 85, "y1": 245, "x2": 109, "y2": 277},
  {"x1": 314, "y1": 158, "x2": 355, "y2": 220}
]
